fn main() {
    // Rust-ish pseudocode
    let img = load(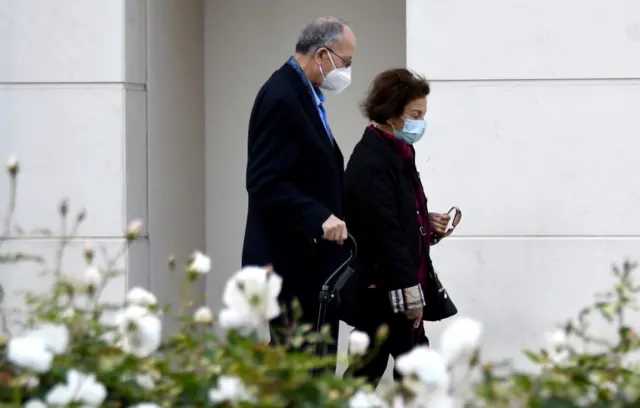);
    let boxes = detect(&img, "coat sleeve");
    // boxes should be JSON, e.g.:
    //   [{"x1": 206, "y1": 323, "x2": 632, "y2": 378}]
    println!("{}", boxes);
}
[
  {"x1": 353, "y1": 166, "x2": 426, "y2": 313},
  {"x1": 246, "y1": 98, "x2": 332, "y2": 237}
]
